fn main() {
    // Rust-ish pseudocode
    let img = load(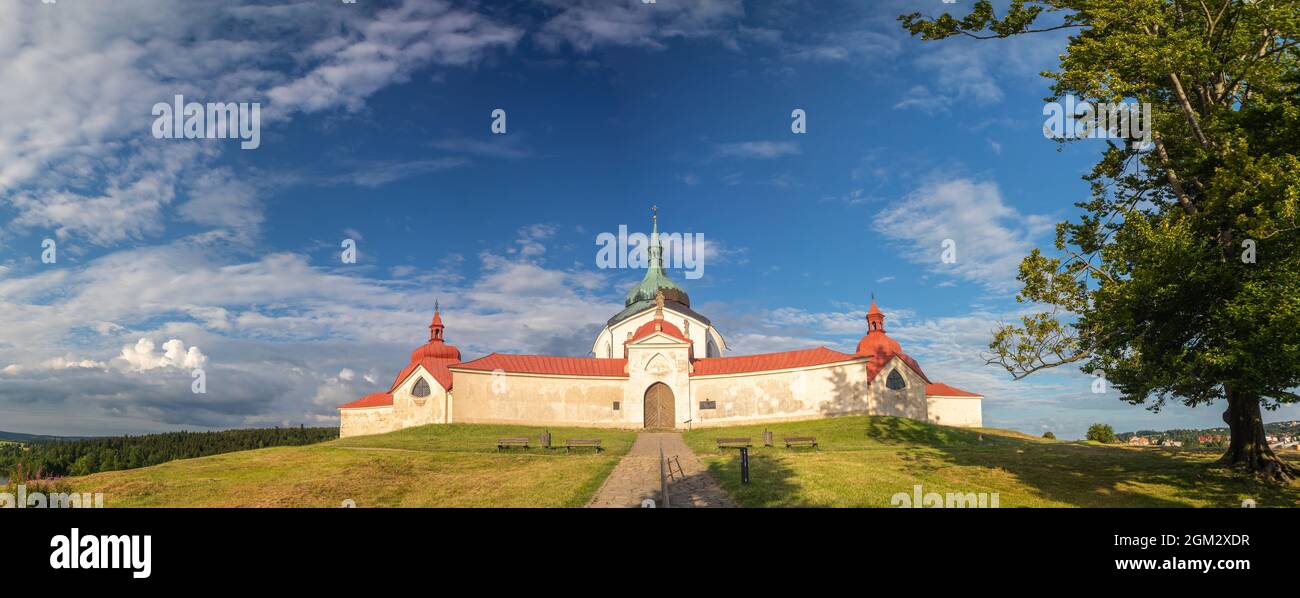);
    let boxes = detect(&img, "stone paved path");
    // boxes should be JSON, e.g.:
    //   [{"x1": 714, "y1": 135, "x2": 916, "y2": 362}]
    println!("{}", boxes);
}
[{"x1": 587, "y1": 432, "x2": 737, "y2": 508}]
